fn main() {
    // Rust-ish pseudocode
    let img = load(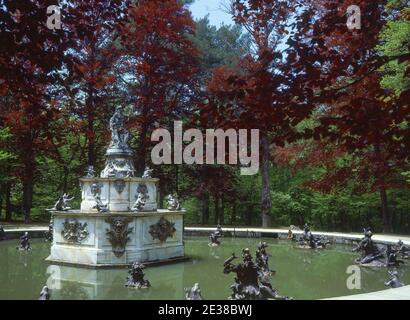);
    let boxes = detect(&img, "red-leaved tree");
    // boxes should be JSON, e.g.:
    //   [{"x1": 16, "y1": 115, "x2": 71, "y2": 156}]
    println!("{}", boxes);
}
[
  {"x1": 0, "y1": 0, "x2": 66, "y2": 222},
  {"x1": 117, "y1": 0, "x2": 199, "y2": 174}
]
